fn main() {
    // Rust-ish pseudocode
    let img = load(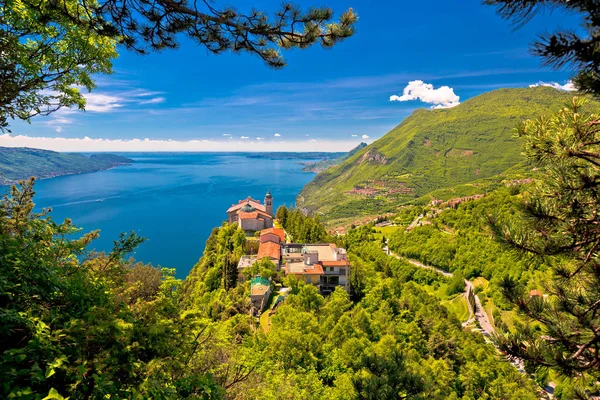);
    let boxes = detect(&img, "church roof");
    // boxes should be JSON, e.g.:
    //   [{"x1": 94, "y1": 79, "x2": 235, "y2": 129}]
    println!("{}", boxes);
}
[
  {"x1": 239, "y1": 211, "x2": 261, "y2": 220},
  {"x1": 227, "y1": 197, "x2": 266, "y2": 213}
]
